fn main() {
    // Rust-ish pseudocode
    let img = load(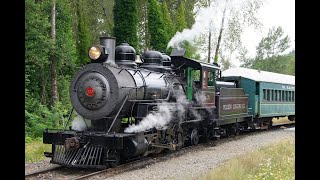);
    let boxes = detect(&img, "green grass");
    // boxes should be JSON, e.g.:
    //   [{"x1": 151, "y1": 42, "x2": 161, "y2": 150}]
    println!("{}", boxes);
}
[
  {"x1": 200, "y1": 138, "x2": 295, "y2": 180},
  {"x1": 25, "y1": 137, "x2": 51, "y2": 163}
]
